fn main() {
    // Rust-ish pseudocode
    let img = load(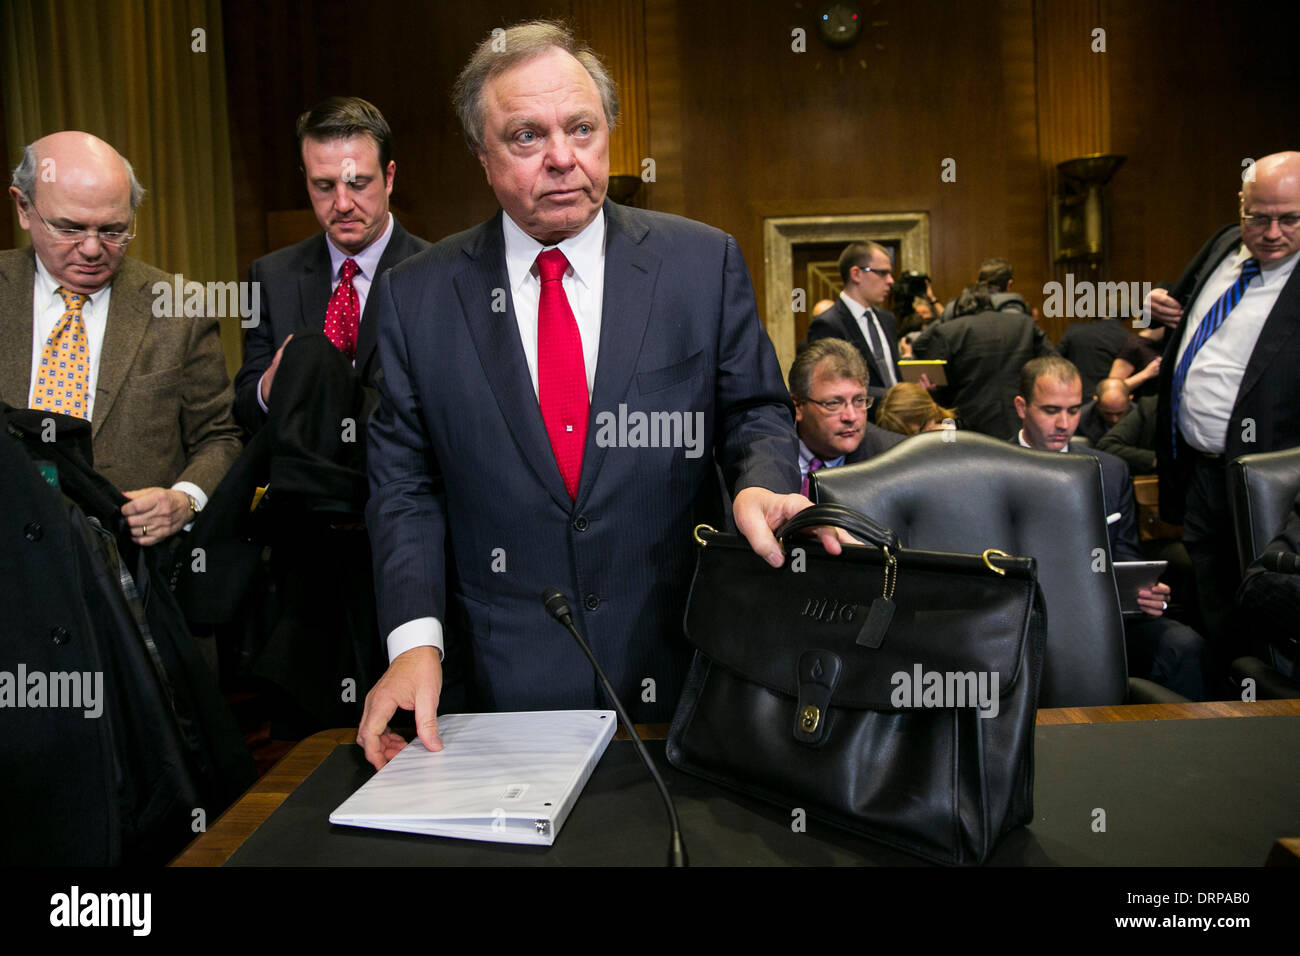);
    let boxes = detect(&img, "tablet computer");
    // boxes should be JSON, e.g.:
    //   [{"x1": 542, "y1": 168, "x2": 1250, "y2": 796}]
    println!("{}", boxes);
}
[
  {"x1": 1113, "y1": 560, "x2": 1167, "y2": 615},
  {"x1": 897, "y1": 359, "x2": 947, "y2": 386}
]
